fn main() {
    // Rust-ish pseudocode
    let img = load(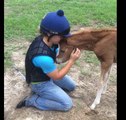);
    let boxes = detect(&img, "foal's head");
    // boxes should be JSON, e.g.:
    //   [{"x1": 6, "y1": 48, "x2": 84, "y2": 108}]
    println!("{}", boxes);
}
[
  {"x1": 56, "y1": 28, "x2": 90, "y2": 63},
  {"x1": 56, "y1": 39, "x2": 74, "y2": 64},
  {"x1": 56, "y1": 31, "x2": 85, "y2": 64}
]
